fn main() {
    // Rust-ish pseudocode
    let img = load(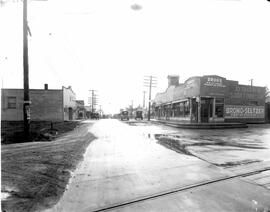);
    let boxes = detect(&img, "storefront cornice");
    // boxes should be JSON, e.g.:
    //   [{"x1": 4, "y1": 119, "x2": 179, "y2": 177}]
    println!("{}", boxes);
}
[{"x1": 172, "y1": 99, "x2": 189, "y2": 104}]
